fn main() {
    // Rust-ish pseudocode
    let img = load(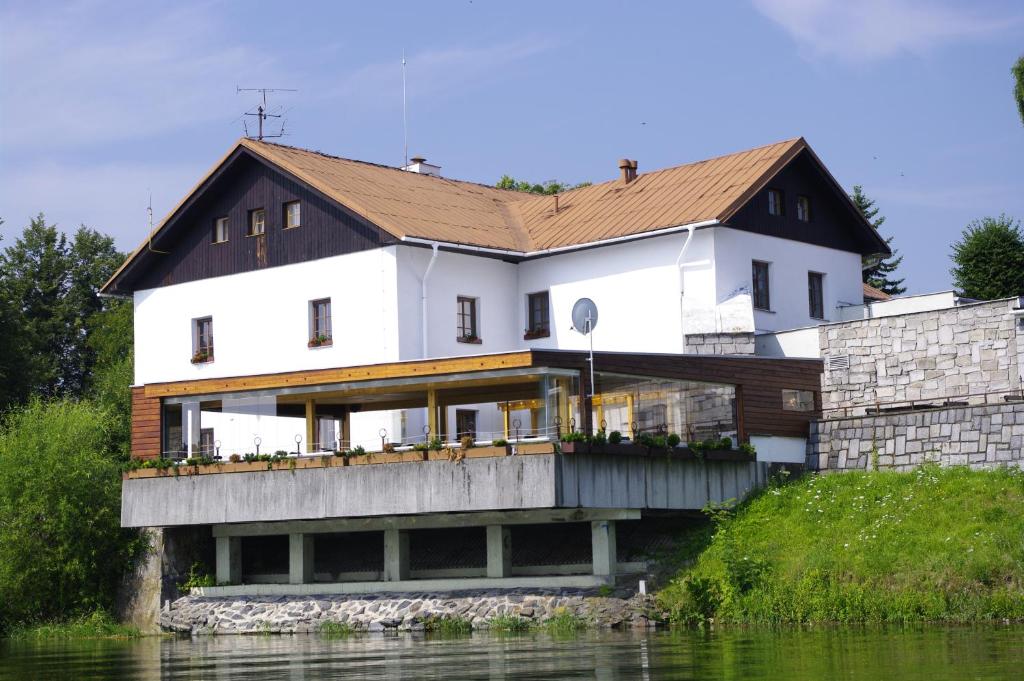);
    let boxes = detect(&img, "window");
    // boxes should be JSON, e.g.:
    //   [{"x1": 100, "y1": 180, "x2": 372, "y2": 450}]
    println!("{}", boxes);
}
[
  {"x1": 752, "y1": 261, "x2": 771, "y2": 311},
  {"x1": 456, "y1": 296, "x2": 479, "y2": 342},
  {"x1": 525, "y1": 291, "x2": 550, "y2": 339},
  {"x1": 796, "y1": 195, "x2": 811, "y2": 222},
  {"x1": 284, "y1": 201, "x2": 301, "y2": 229},
  {"x1": 212, "y1": 217, "x2": 229, "y2": 243},
  {"x1": 455, "y1": 409, "x2": 477, "y2": 439},
  {"x1": 767, "y1": 189, "x2": 784, "y2": 216},
  {"x1": 200, "y1": 428, "x2": 216, "y2": 457},
  {"x1": 248, "y1": 208, "x2": 265, "y2": 236},
  {"x1": 192, "y1": 316, "x2": 214, "y2": 363},
  {"x1": 808, "y1": 272, "x2": 825, "y2": 319},
  {"x1": 782, "y1": 389, "x2": 815, "y2": 412},
  {"x1": 309, "y1": 298, "x2": 332, "y2": 347}
]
